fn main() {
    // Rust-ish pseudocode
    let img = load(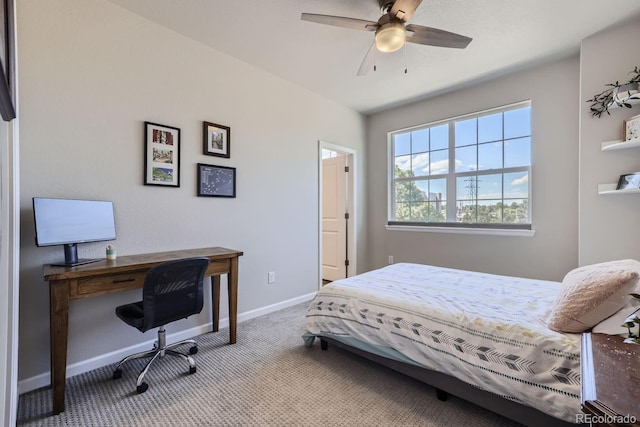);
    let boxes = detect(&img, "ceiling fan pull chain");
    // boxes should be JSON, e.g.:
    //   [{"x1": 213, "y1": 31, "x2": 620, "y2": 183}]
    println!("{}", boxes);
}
[
  {"x1": 404, "y1": 43, "x2": 408, "y2": 74},
  {"x1": 374, "y1": 48, "x2": 377, "y2": 72}
]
